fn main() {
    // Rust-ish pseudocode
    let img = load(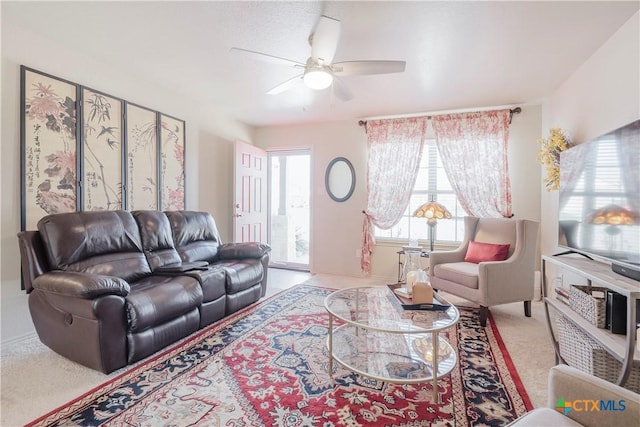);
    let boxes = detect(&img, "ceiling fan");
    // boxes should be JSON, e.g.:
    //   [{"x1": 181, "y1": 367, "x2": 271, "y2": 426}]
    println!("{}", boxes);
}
[{"x1": 231, "y1": 15, "x2": 406, "y2": 101}]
